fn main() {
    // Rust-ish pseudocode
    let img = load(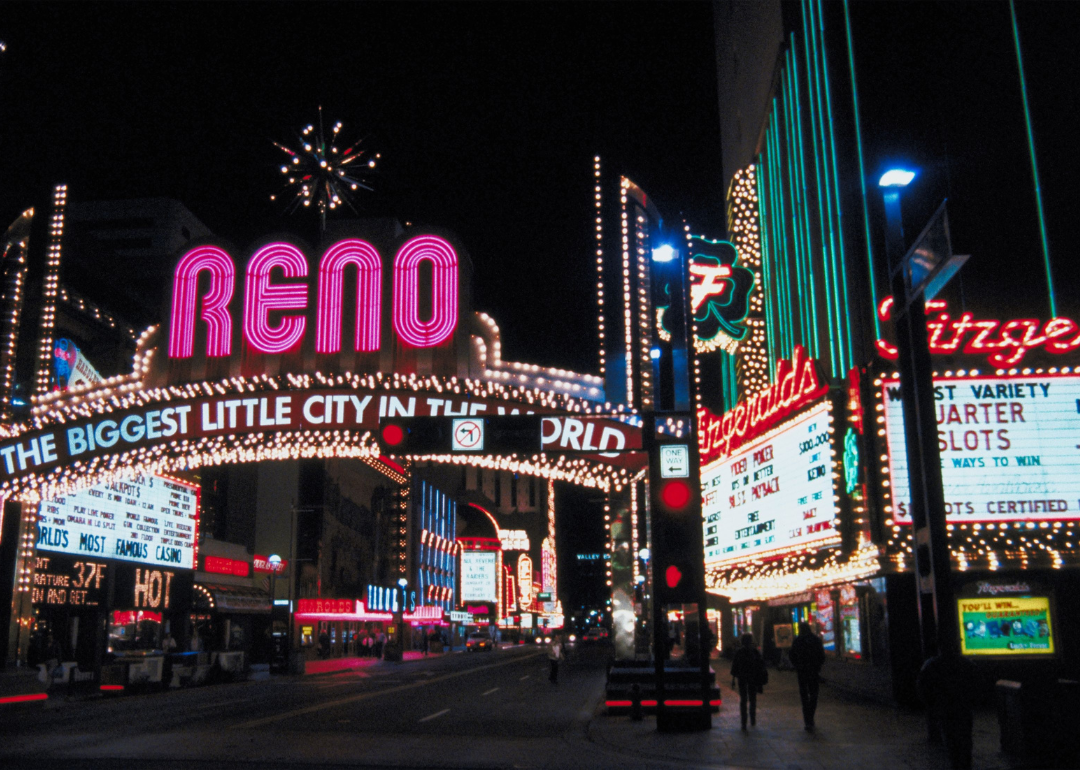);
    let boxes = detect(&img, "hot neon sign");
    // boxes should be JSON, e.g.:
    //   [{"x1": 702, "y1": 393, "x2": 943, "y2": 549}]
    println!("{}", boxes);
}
[
  {"x1": 875, "y1": 297, "x2": 1080, "y2": 367},
  {"x1": 169, "y1": 235, "x2": 459, "y2": 358},
  {"x1": 698, "y1": 345, "x2": 828, "y2": 464}
]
